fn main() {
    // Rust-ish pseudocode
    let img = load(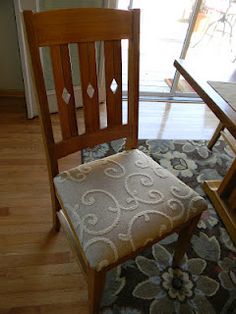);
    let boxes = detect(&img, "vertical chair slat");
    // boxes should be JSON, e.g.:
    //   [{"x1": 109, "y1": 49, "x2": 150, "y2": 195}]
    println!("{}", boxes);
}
[
  {"x1": 126, "y1": 10, "x2": 140, "y2": 150},
  {"x1": 50, "y1": 45, "x2": 78, "y2": 140},
  {"x1": 60, "y1": 45, "x2": 78, "y2": 136},
  {"x1": 78, "y1": 42, "x2": 100, "y2": 133},
  {"x1": 104, "y1": 40, "x2": 122, "y2": 127}
]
